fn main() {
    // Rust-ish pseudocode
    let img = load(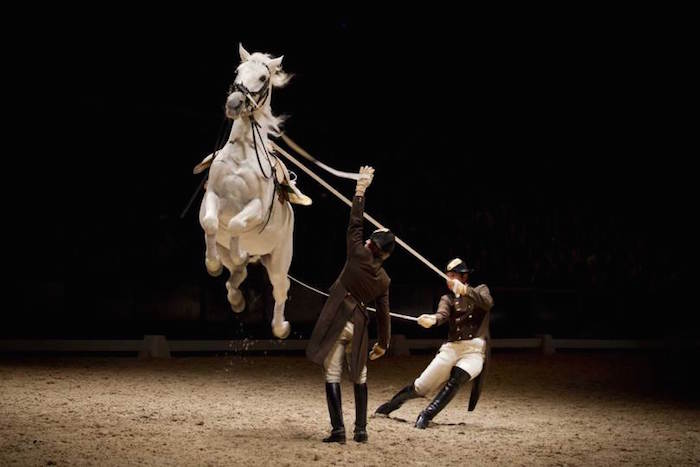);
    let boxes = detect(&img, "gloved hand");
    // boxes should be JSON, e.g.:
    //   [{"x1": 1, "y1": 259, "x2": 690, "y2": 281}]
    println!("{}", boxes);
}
[
  {"x1": 368, "y1": 342, "x2": 386, "y2": 360},
  {"x1": 447, "y1": 278, "x2": 468, "y2": 296},
  {"x1": 417, "y1": 314, "x2": 437, "y2": 328},
  {"x1": 355, "y1": 166, "x2": 375, "y2": 196}
]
